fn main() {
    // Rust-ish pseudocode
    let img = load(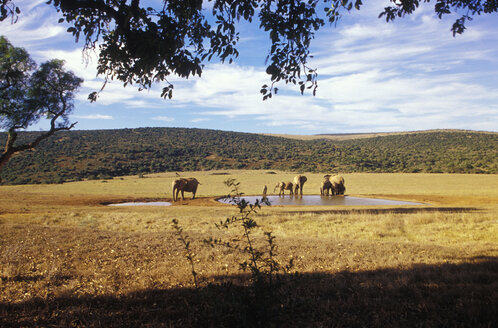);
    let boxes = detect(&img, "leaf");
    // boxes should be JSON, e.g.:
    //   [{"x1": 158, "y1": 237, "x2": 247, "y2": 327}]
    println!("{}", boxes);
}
[{"x1": 88, "y1": 91, "x2": 98, "y2": 103}]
